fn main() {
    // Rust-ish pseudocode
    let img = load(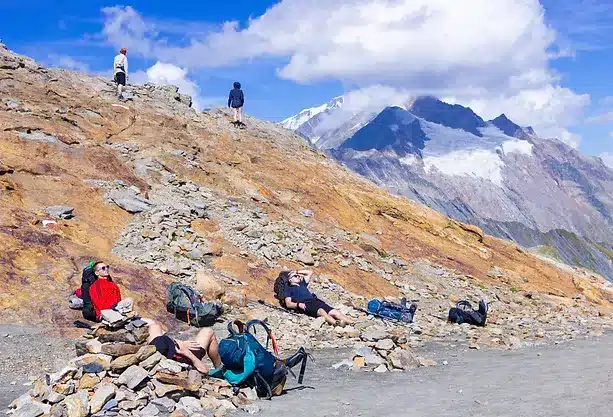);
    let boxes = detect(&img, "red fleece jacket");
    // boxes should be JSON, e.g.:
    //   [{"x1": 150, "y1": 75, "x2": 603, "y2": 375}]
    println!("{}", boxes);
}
[{"x1": 89, "y1": 277, "x2": 121, "y2": 321}]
